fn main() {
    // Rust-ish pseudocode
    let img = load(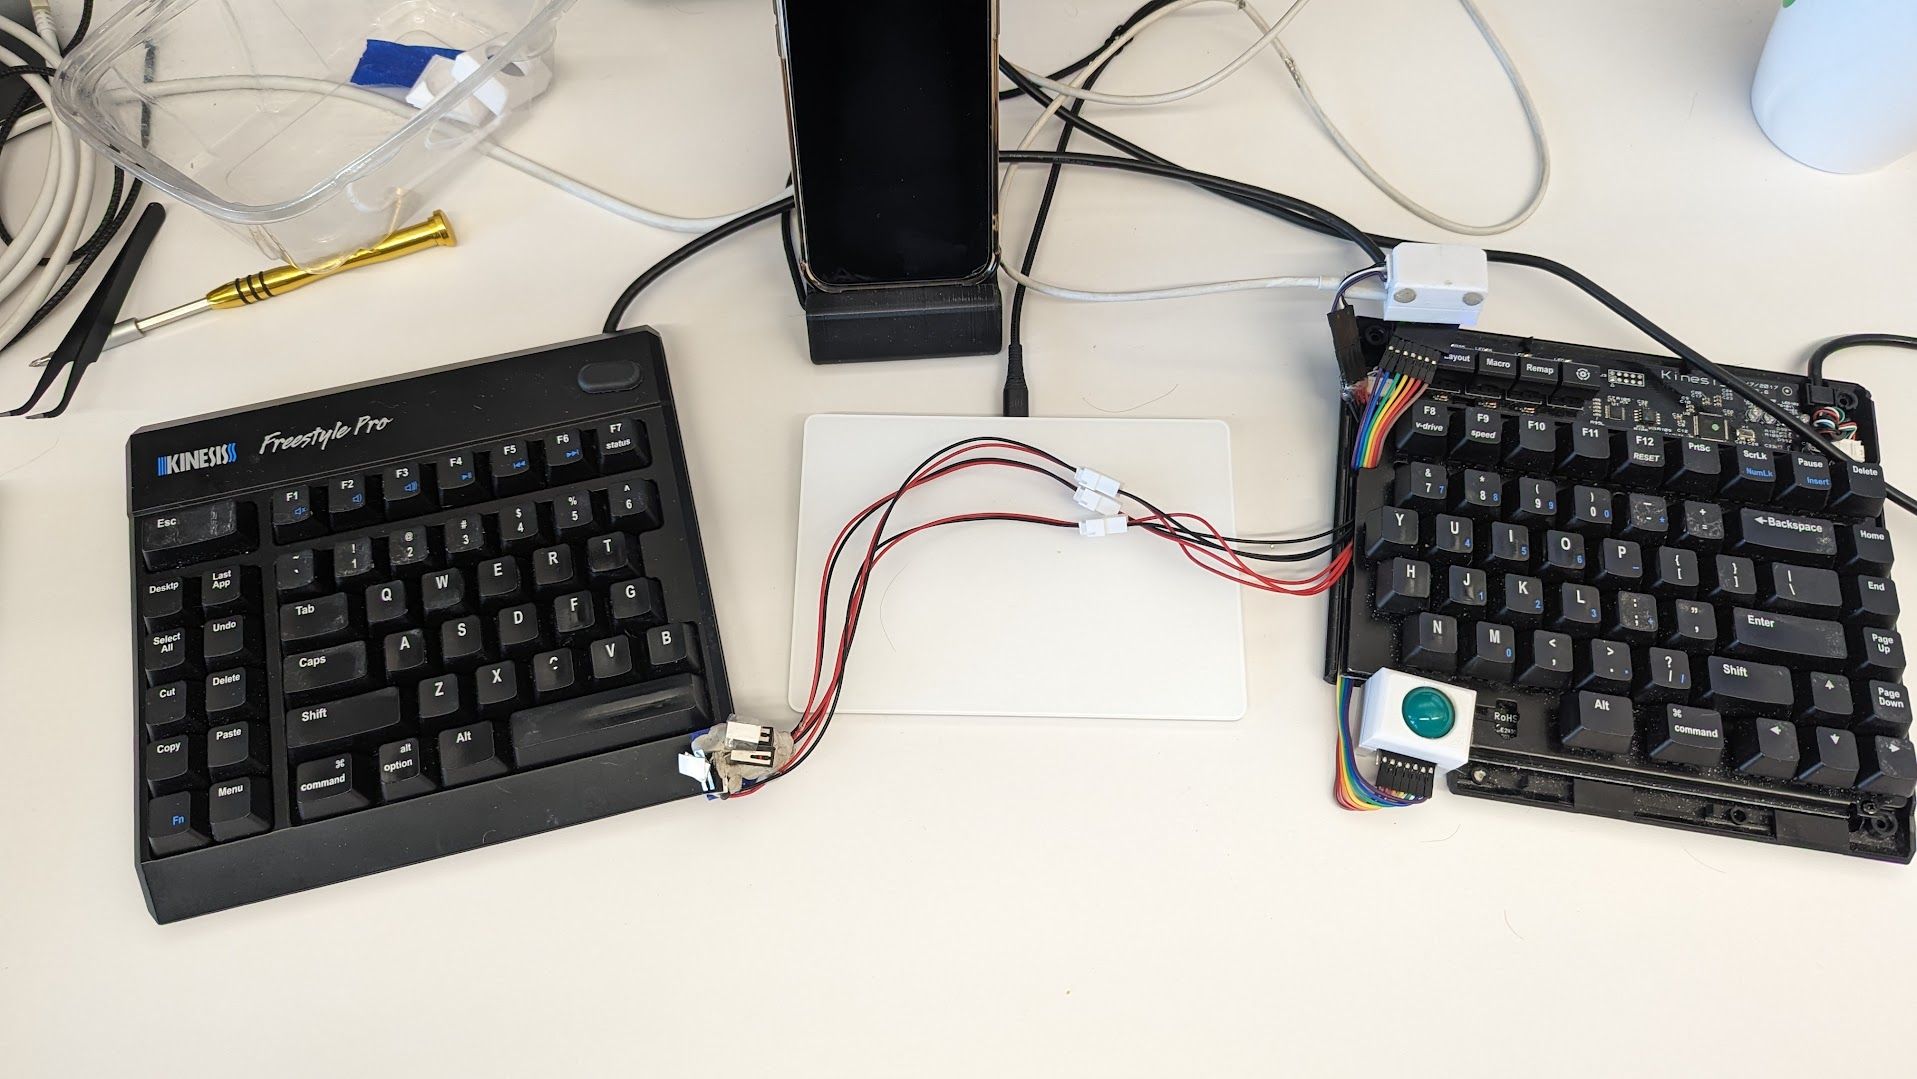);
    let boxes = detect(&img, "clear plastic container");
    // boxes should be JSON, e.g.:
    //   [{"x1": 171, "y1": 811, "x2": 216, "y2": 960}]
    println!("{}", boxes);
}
[{"x1": 53, "y1": 0, "x2": 576, "y2": 269}]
